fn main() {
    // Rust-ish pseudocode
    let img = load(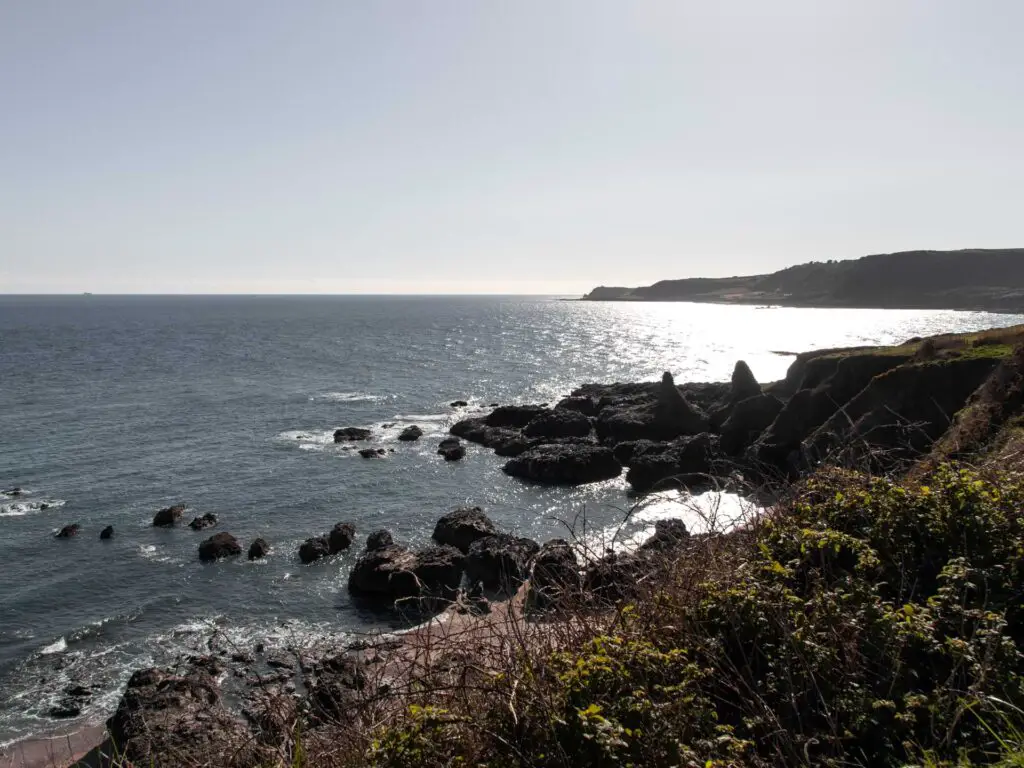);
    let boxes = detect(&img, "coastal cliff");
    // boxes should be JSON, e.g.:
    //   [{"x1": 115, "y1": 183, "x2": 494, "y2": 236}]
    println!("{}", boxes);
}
[{"x1": 583, "y1": 248, "x2": 1024, "y2": 312}]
